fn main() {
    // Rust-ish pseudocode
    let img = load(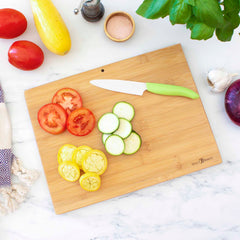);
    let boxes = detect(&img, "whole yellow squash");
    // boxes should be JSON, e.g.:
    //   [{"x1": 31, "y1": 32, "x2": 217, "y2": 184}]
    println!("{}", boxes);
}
[{"x1": 30, "y1": 0, "x2": 71, "y2": 55}]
